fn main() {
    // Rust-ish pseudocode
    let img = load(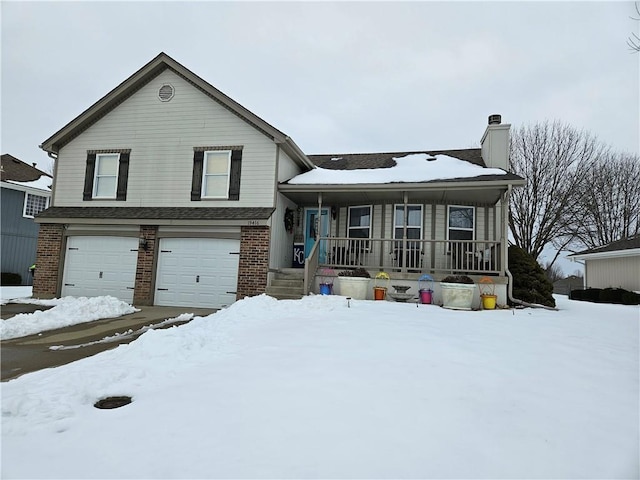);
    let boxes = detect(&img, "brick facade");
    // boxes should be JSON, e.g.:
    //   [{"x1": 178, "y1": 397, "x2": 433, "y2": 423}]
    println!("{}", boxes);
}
[
  {"x1": 237, "y1": 225, "x2": 270, "y2": 299},
  {"x1": 133, "y1": 225, "x2": 157, "y2": 305},
  {"x1": 33, "y1": 223, "x2": 64, "y2": 298}
]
